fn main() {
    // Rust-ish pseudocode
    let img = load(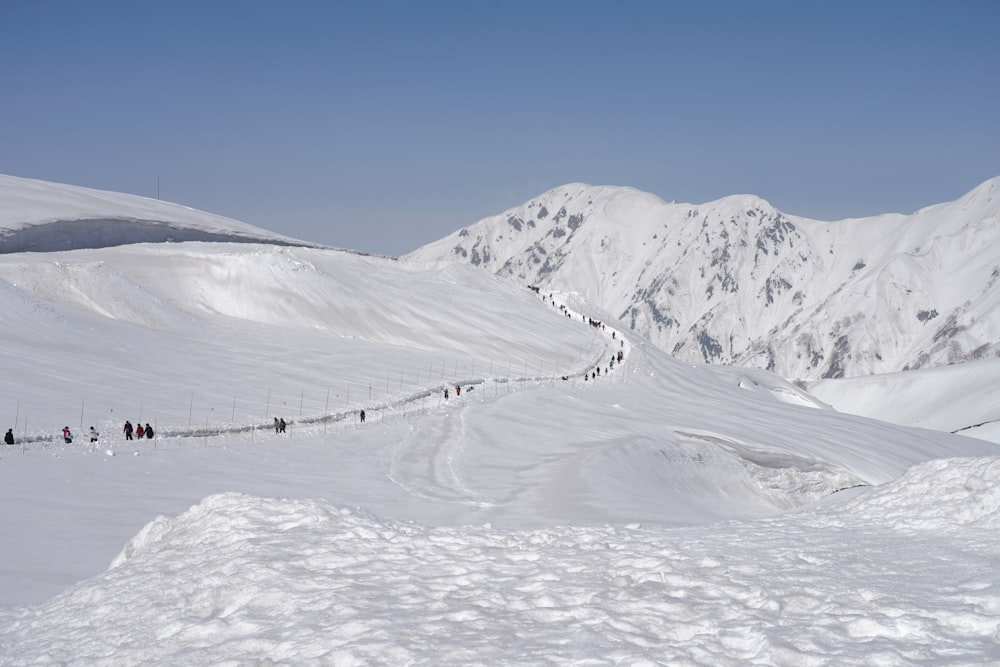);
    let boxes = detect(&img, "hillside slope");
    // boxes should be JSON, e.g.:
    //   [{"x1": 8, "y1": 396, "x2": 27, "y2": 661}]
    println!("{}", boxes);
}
[{"x1": 0, "y1": 174, "x2": 319, "y2": 252}]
